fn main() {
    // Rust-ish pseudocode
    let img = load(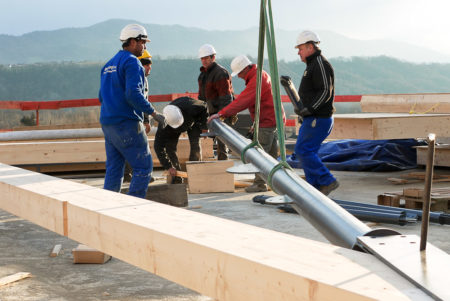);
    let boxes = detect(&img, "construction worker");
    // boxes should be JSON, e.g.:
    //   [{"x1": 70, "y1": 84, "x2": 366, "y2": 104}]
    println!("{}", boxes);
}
[
  {"x1": 208, "y1": 55, "x2": 285, "y2": 193},
  {"x1": 197, "y1": 44, "x2": 235, "y2": 160},
  {"x1": 294, "y1": 30, "x2": 339, "y2": 195},
  {"x1": 99, "y1": 24, "x2": 165, "y2": 198},
  {"x1": 124, "y1": 49, "x2": 153, "y2": 182},
  {"x1": 154, "y1": 97, "x2": 208, "y2": 184}
]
